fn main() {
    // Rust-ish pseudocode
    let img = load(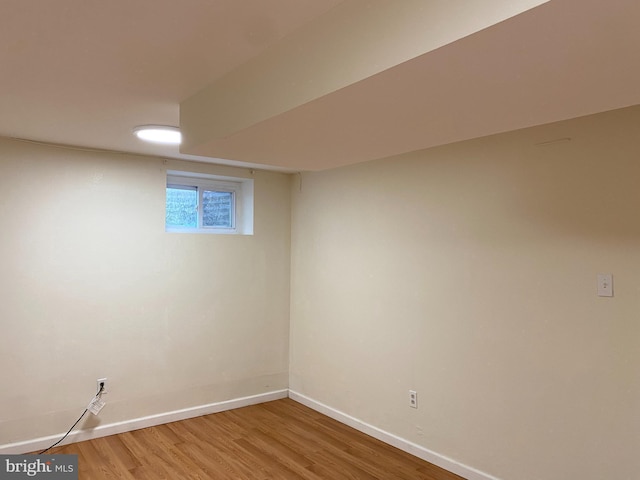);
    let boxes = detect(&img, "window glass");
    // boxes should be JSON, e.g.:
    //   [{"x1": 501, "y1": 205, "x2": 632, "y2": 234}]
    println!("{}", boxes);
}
[
  {"x1": 202, "y1": 190, "x2": 234, "y2": 228},
  {"x1": 166, "y1": 186, "x2": 197, "y2": 228},
  {"x1": 165, "y1": 170, "x2": 253, "y2": 235}
]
